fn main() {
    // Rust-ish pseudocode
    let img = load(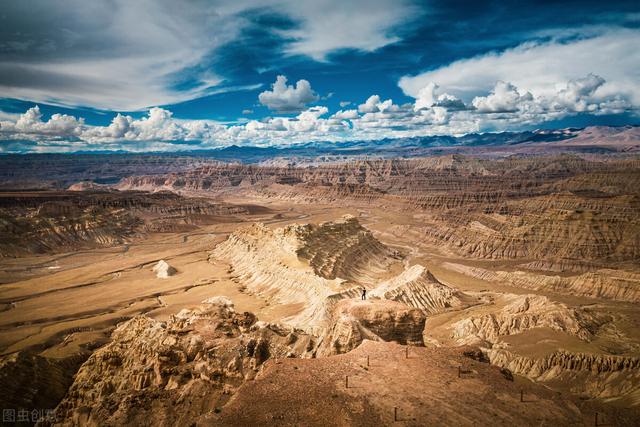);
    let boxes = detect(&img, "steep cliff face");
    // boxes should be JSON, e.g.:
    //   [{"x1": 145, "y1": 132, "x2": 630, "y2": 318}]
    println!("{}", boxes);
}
[
  {"x1": 295, "y1": 215, "x2": 401, "y2": 284},
  {"x1": 318, "y1": 299, "x2": 426, "y2": 356},
  {"x1": 0, "y1": 351, "x2": 86, "y2": 419},
  {"x1": 0, "y1": 195, "x2": 140, "y2": 257},
  {"x1": 211, "y1": 222, "x2": 354, "y2": 332},
  {"x1": 444, "y1": 262, "x2": 640, "y2": 303},
  {"x1": 420, "y1": 192, "x2": 640, "y2": 261},
  {"x1": 53, "y1": 300, "x2": 316, "y2": 426}
]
